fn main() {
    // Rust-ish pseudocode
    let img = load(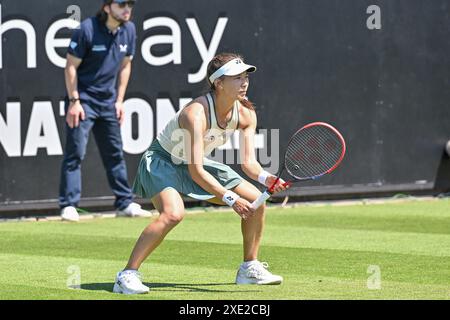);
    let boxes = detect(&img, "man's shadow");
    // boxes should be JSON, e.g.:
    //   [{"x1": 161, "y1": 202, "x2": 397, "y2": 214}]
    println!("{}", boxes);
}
[{"x1": 79, "y1": 282, "x2": 259, "y2": 293}]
